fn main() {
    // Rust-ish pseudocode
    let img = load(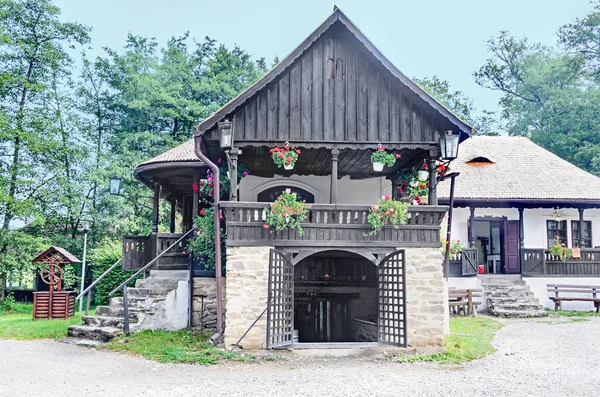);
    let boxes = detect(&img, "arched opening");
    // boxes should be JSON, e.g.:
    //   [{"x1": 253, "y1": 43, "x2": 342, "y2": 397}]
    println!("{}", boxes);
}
[
  {"x1": 257, "y1": 185, "x2": 315, "y2": 203},
  {"x1": 294, "y1": 250, "x2": 378, "y2": 343}
]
